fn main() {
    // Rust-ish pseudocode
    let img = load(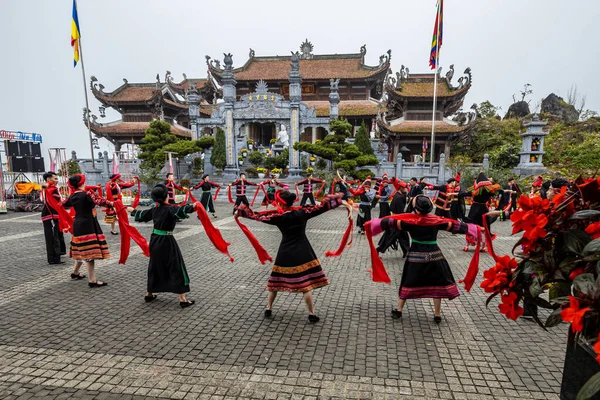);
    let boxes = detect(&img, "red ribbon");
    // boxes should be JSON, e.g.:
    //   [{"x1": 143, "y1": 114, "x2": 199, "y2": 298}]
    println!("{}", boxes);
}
[
  {"x1": 188, "y1": 192, "x2": 234, "y2": 262},
  {"x1": 295, "y1": 185, "x2": 300, "y2": 203},
  {"x1": 315, "y1": 181, "x2": 326, "y2": 198},
  {"x1": 44, "y1": 185, "x2": 74, "y2": 233},
  {"x1": 459, "y1": 226, "x2": 482, "y2": 292},
  {"x1": 213, "y1": 186, "x2": 220, "y2": 201},
  {"x1": 364, "y1": 221, "x2": 392, "y2": 283},
  {"x1": 227, "y1": 185, "x2": 234, "y2": 204},
  {"x1": 114, "y1": 199, "x2": 150, "y2": 264},
  {"x1": 324, "y1": 204, "x2": 353, "y2": 257},
  {"x1": 132, "y1": 178, "x2": 141, "y2": 208},
  {"x1": 234, "y1": 216, "x2": 273, "y2": 264}
]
